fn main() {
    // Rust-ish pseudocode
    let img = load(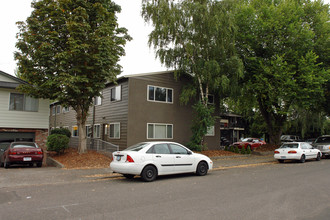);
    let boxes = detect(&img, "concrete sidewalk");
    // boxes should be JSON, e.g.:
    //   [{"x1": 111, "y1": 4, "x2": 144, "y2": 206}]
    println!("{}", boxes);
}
[{"x1": 0, "y1": 153, "x2": 276, "y2": 189}]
